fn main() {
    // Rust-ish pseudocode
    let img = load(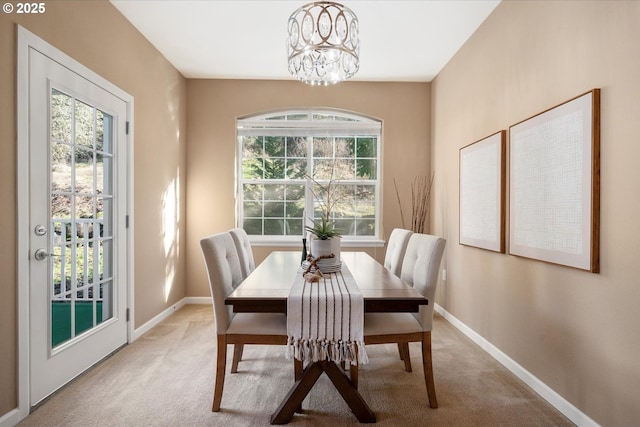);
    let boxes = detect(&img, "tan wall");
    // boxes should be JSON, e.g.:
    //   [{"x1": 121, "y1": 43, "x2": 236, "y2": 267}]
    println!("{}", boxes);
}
[
  {"x1": 186, "y1": 80, "x2": 431, "y2": 297},
  {"x1": 431, "y1": 1, "x2": 640, "y2": 425},
  {"x1": 0, "y1": 1, "x2": 187, "y2": 416}
]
